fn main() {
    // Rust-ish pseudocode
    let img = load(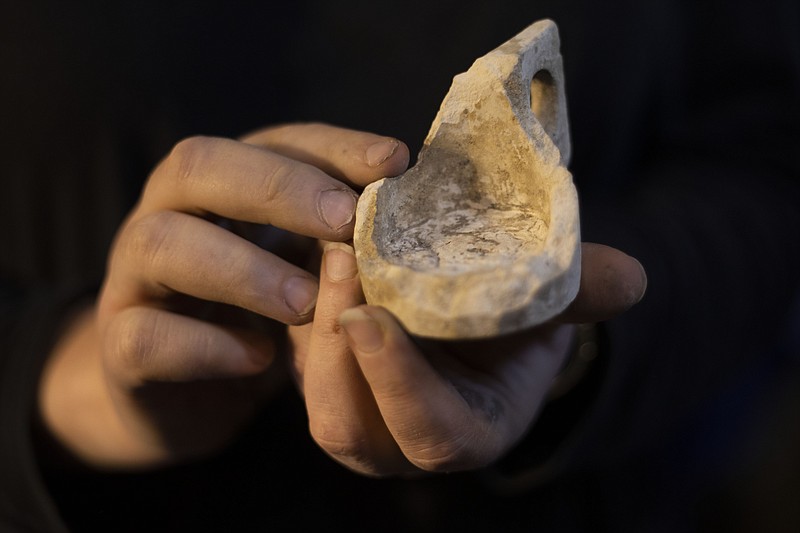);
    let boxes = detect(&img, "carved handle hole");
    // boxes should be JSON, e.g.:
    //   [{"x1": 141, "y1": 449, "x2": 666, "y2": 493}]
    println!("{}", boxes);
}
[{"x1": 530, "y1": 70, "x2": 558, "y2": 141}]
